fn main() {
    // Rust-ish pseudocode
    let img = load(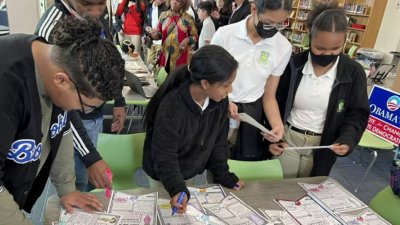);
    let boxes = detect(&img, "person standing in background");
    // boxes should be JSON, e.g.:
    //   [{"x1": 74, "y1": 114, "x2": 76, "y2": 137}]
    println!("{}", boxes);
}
[
  {"x1": 212, "y1": 0, "x2": 292, "y2": 161},
  {"x1": 197, "y1": 1, "x2": 215, "y2": 48},
  {"x1": 211, "y1": 0, "x2": 233, "y2": 27},
  {"x1": 269, "y1": 3, "x2": 369, "y2": 178},
  {"x1": 228, "y1": 0, "x2": 251, "y2": 24},
  {"x1": 143, "y1": 0, "x2": 169, "y2": 70},
  {"x1": 148, "y1": 0, "x2": 198, "y2": 73},
  {"x1": 36, "y1": 0, "x2": 127, "y2": 191},
  {"x1": 116, "y1": 0, "x2": 147, "y2": 54}
]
